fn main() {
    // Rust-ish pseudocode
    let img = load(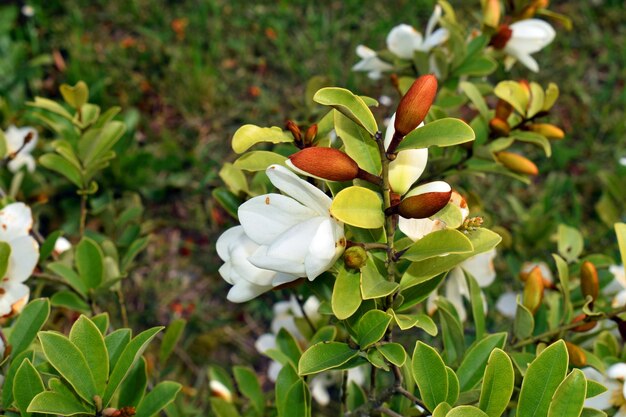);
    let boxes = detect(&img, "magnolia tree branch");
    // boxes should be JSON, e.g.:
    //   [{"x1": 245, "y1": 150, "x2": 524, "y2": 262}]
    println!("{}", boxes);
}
[{"x1": 512, "y1": 303, "x2": 626, "y2": 349}]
